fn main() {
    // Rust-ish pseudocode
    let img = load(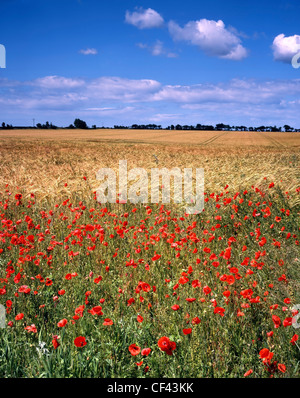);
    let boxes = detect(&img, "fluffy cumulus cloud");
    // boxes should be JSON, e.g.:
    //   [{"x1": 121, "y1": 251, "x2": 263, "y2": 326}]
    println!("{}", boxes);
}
[
  {"x1": 272, "y1": 34, "x2": 300, "y2": 63},
  {"x1": 1, "y1": 76, "x2": 300, "y2": 126},
  {"x1": 168, "y1": 18, "x2": 248, "y2": 60},
  {"x1": 79, "y1": 48, "x2": 98, "y2": 55},
  {"x1": 125, "y1": 8, "x2": 164, "y2": 29}
]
